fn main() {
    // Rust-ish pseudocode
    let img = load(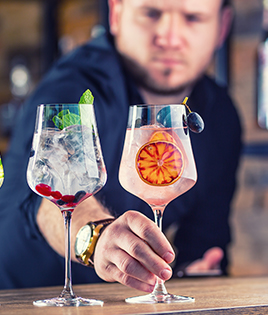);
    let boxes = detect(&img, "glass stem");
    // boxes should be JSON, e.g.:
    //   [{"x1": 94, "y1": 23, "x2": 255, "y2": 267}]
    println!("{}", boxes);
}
[
  {"x1": 154, "y1": 208, "x2": 163, "y2": 230},
  {"x1": 60, "y1": 210, "x2": 75, "y2": 299},
  {"x1": 152, "y1": 207, "x2": 168, "y2": 296}
]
